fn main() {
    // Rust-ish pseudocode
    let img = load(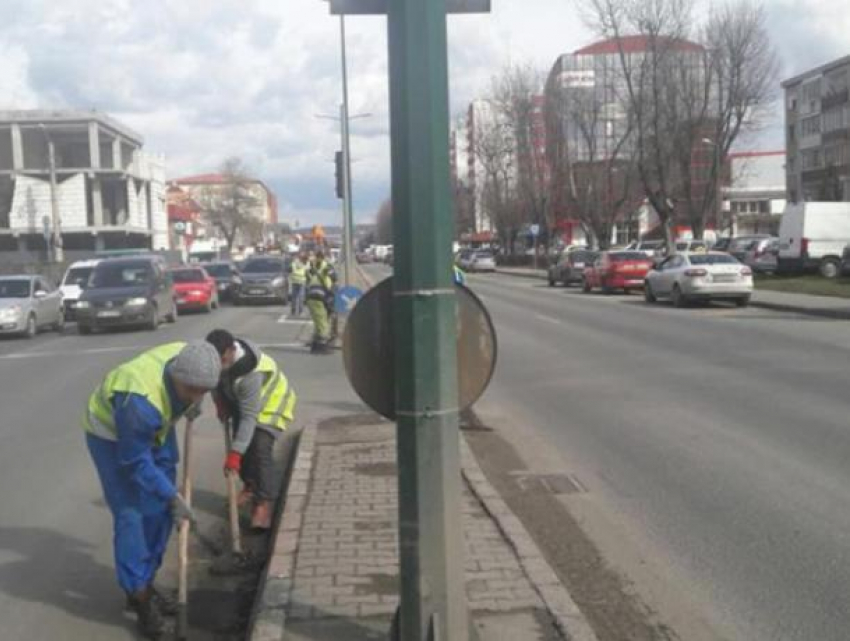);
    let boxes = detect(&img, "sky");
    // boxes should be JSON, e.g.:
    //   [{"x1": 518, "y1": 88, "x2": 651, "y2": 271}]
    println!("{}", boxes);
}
[{"x1": 1, "y1": 0, "x2": 848, "y2": 227}]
